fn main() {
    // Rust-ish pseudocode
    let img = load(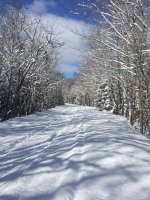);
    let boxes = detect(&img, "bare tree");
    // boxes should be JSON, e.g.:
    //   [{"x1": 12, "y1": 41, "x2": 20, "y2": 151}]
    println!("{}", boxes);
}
[
  {"x1": 74, "y1": 0, "x2": 150, "y2": 135},
  {"x1": 0, "y1": 5, "x2": 64, "y2": 120}
]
